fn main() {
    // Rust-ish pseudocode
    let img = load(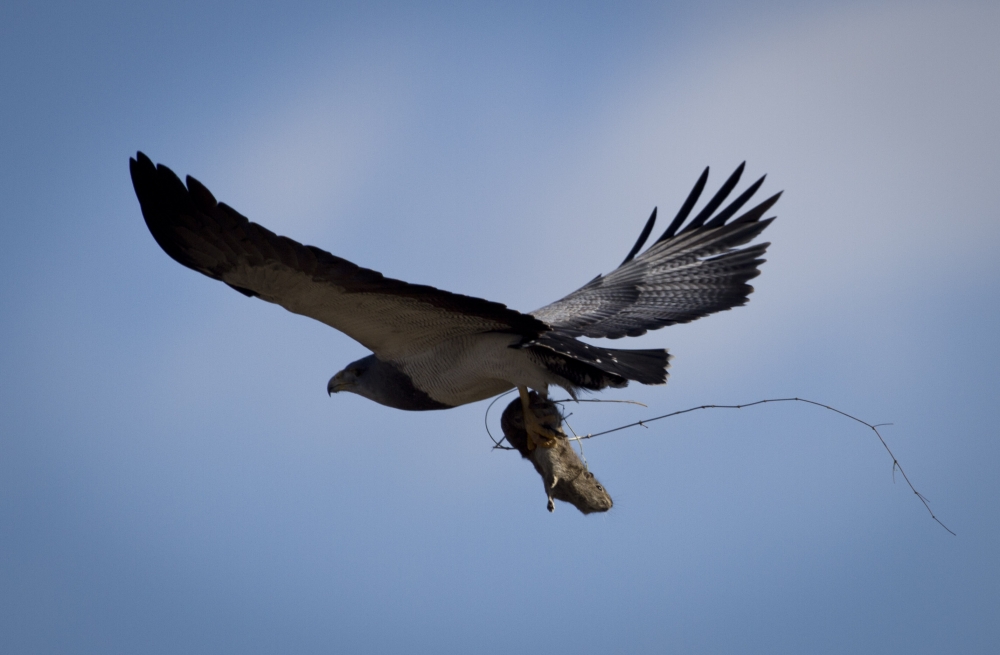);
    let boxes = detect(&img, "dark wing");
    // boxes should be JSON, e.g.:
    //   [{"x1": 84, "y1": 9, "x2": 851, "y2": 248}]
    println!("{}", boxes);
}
[
  {"x1": 130, "y1": 153, "x2": 548, "y2": 359},
  {"x1": 531, "y1": 163, "x2": 780, "y2": 339}
]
